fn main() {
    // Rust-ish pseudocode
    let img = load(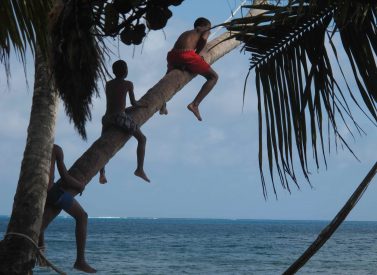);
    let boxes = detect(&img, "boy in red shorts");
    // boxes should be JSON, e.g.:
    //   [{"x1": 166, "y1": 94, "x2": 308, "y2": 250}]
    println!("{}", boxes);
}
[{"x1": 159, "y1": 17, "x2": 218, "y2": 121}]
